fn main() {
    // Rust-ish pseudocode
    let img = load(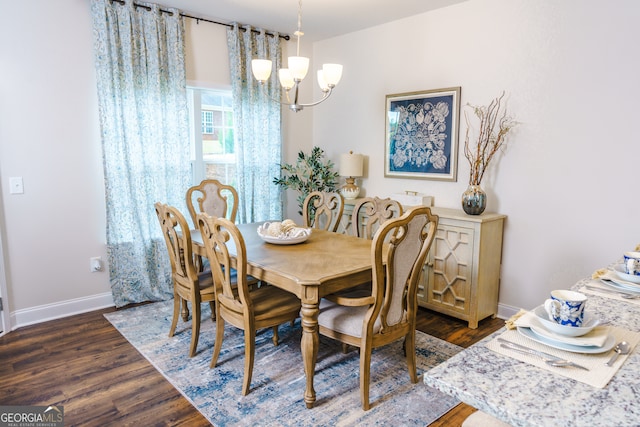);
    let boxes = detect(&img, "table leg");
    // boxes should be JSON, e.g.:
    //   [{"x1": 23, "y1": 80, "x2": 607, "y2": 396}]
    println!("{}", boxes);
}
[{"x1": 300, "y1": 297, "x2": 319, "y2": 408}]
